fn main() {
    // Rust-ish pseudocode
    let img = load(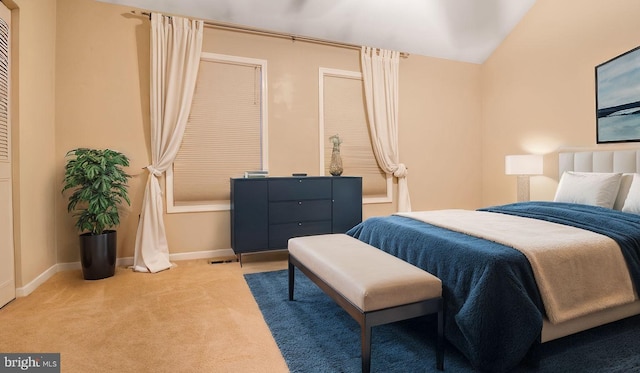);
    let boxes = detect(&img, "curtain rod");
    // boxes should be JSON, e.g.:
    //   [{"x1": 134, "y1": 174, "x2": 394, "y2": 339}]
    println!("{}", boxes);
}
[{"x1": 130, "y1": 10, "x2": 409, "y2": 58}]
